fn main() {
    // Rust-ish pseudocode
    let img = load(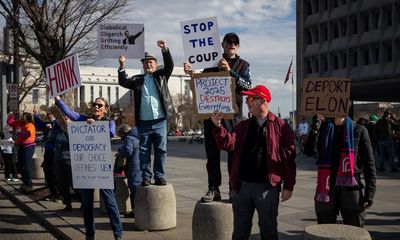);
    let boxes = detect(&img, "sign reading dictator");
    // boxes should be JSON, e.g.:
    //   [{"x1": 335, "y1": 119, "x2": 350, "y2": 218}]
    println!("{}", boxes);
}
[
  {"x1": 190, "y1": 72, "x2": 238, "y2": 120},
  {"x1": 46, "y1": 54, "x2": 81, "y2": 98},
  {"x1": 299, "y1": 77, "x2": 351, "y2": 118}
]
